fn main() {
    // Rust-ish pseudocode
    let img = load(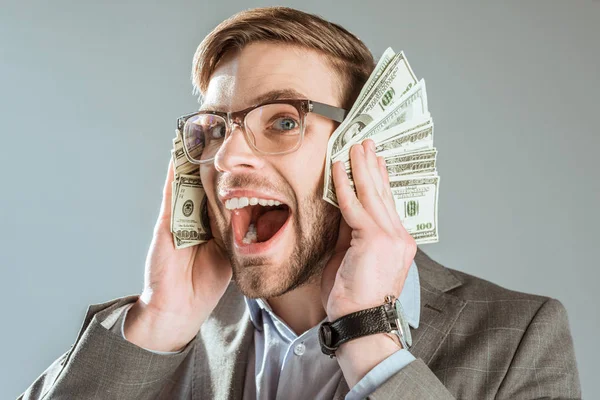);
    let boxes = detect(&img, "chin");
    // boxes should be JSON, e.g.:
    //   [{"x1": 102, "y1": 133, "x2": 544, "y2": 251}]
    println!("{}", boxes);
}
[
  {"x1": 231, "y1": 261, "x2": 291, "y2": 299},
  {"x1": 229, "y1": 233, "x2": 297, "y2": 299}
]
